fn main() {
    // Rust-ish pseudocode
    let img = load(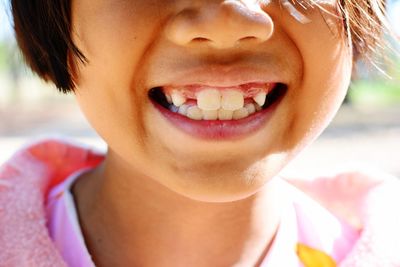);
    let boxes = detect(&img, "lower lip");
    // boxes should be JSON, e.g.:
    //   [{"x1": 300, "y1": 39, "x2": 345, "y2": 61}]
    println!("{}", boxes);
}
[{"x1": 151, "y1": 100, "x2": 282, "y2": 141}]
